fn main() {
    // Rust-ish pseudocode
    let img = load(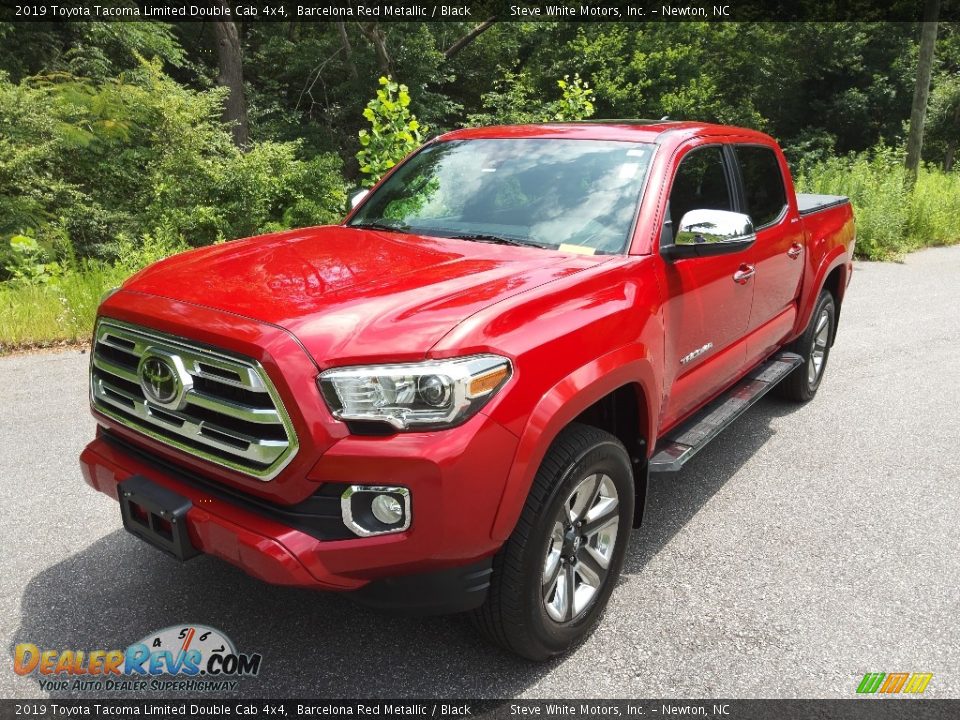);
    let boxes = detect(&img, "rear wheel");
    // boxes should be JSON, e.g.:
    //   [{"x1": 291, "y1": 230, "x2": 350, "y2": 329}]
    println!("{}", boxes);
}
[
  {"x1": 472, "y1": 423, "x2": 634, "y2": 661},
  {"x1": 777, "y1": 290, "x2": 836, "y2": 402}
]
